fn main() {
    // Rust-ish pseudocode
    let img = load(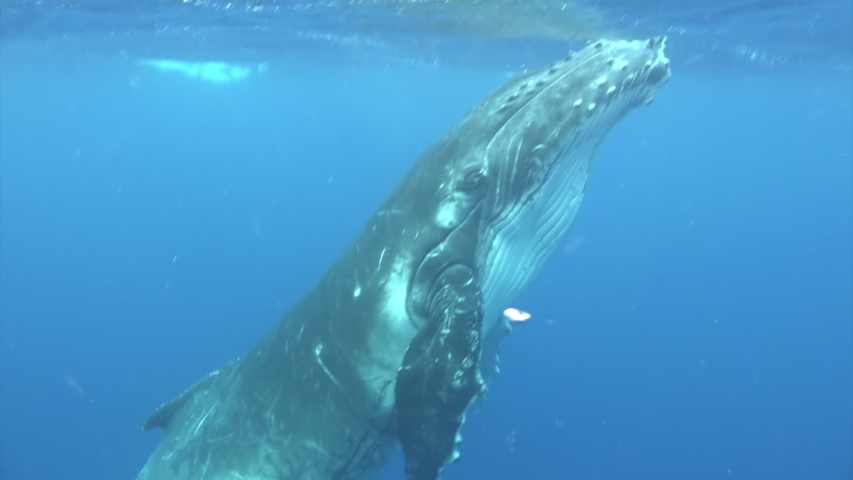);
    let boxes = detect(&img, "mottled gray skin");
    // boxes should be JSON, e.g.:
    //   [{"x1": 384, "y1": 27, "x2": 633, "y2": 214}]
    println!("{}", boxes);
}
[{"x1": 137, "y1": 38, "x2": 671, "y2": 480}]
